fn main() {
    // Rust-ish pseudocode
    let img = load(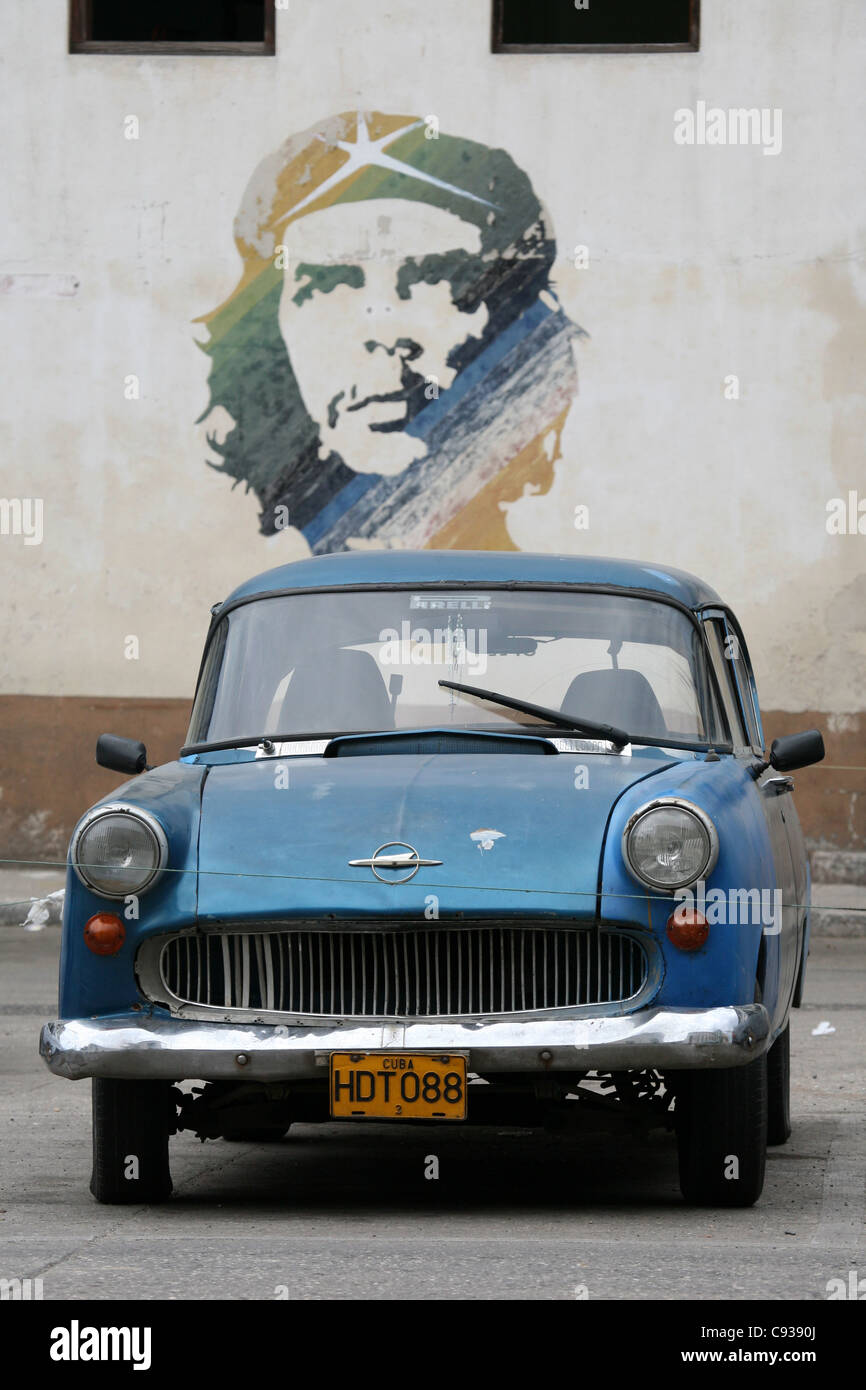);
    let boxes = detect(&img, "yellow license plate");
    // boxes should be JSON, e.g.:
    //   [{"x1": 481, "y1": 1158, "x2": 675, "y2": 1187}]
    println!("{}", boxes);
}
[{"x1": 329, "y1": 1052, "x2": 467, "y2": 1120}]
